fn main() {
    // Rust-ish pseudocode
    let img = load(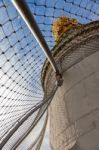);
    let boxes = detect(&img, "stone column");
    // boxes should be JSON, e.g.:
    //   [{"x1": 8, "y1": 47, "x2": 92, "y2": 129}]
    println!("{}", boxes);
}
[
  {"x1": 49, "y1": 49, "x2": 99, "y2": 150},
  {"x1": 42, "y1": 21, "x2": 99, "y2": 150}
]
